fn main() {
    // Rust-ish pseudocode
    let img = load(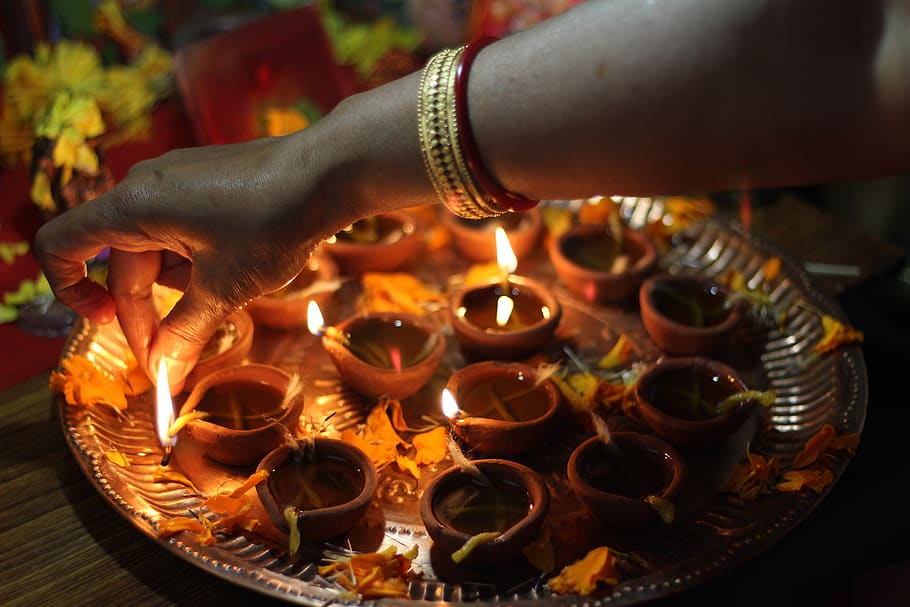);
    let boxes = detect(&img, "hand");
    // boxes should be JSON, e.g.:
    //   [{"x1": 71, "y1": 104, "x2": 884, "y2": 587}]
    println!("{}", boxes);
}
[{"x1": 36, "y1": 134, "x2": 339, "y2": 390}]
